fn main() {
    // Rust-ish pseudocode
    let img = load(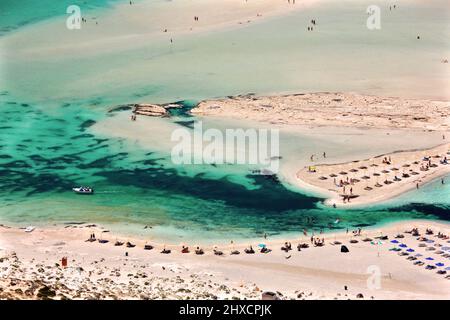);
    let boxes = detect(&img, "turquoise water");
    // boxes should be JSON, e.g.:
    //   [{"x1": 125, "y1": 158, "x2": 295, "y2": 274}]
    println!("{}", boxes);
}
[
  {"x1": 0, "y1": 0, "x2": 449, "y2": 242},
  {"x1": 0, "y1": 0, "x2": 119, "y2": 35}
]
